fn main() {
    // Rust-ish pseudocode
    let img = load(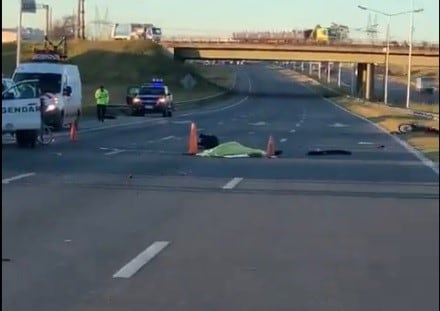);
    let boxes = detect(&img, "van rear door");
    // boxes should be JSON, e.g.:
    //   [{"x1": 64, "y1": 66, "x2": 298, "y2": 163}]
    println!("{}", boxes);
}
[
  {"x1": 2, "y1": 98, "x2": 41, "y2": 132},
  {"x1": 2, "y1": 80, "x2": 42, "y2": 133}
]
